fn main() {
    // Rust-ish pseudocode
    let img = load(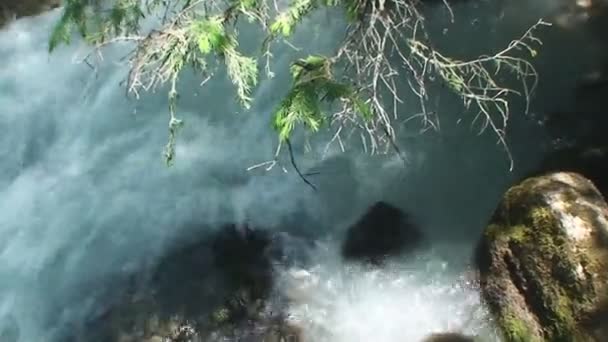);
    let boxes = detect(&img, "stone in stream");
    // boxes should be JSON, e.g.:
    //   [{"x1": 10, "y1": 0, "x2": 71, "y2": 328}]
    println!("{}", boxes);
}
[
  {"x1": 0, "y1": 0, "x2": 60, "y2": 27},
  {"x1": 75, "y1": 223, "x2": 307, "y2": 341},
  {"x1": 342, "y1": 201, "x2": 424, "y2": 263},
  {"x1": 422, "y1": 332, "x2": 476, "y2": 342},
  {"x1": 476, "y1": 172, "x2": 608, "y2": 341}
]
